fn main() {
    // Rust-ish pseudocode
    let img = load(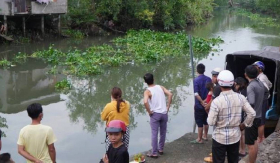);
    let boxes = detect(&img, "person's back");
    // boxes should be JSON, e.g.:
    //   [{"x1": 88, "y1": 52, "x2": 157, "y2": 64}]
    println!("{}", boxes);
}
[
  {"x1": 147, "y1": 85, "x2": 167, "y2": 114},
  {"x1": 207, "y1": 70, "x2": 255, "y2": 163},
  {"x1": 18, "y1": 124, "x2": 55, "y2": 163},
  {"x1": 143, "y1": 73, "x2": 172, "y2": 157},
  {"x1": 102, "y1": 101, "x2": 130, "y2": 126},
  {"x1": 211, "y1": 91, "x2": 249, "y2": 143},
  {"x1": 194, "y1": 75, "x2": 211, "y2": 109},
  {"x1": 247, "y1": 79, "x2": 265, "y2": 119},
  {"x1": 17, "y1": 103, "x2": 56, "y2": 163}
]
